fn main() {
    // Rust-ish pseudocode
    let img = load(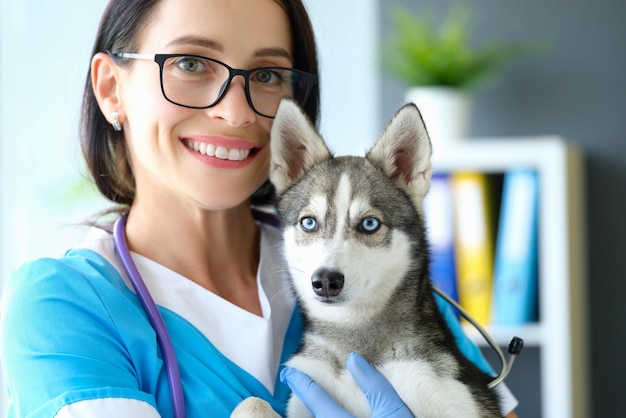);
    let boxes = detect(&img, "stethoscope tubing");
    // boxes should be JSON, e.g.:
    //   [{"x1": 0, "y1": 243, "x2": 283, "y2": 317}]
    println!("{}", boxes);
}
[
  {"x1": 113, "y1": 214, "x2": 186, "y2": 418},
  {"x1": 433, "y1": 286, "x2": 522, "y2": 388}
]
